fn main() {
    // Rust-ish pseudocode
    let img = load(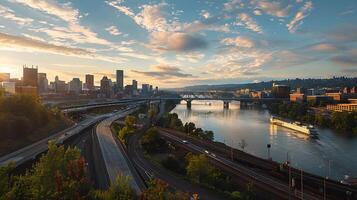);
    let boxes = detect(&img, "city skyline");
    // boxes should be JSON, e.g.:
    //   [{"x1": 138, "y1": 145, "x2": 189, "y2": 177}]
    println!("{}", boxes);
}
[{"x1": 0, "y1": 0, "x2": 357, "y2": 88}]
